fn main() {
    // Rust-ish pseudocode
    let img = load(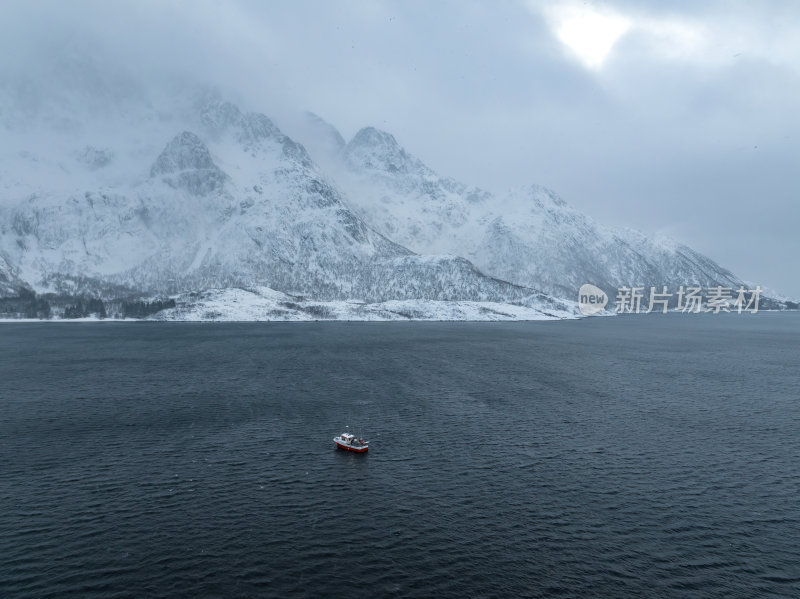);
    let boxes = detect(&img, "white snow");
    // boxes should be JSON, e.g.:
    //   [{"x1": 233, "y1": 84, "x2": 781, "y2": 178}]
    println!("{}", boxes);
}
[
  {"x1": 296, "y1": 117, "x2": 751, "y2": 304},
  {"x1": 152, "y1": 287, "x2": 576, "y2": 322}
]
